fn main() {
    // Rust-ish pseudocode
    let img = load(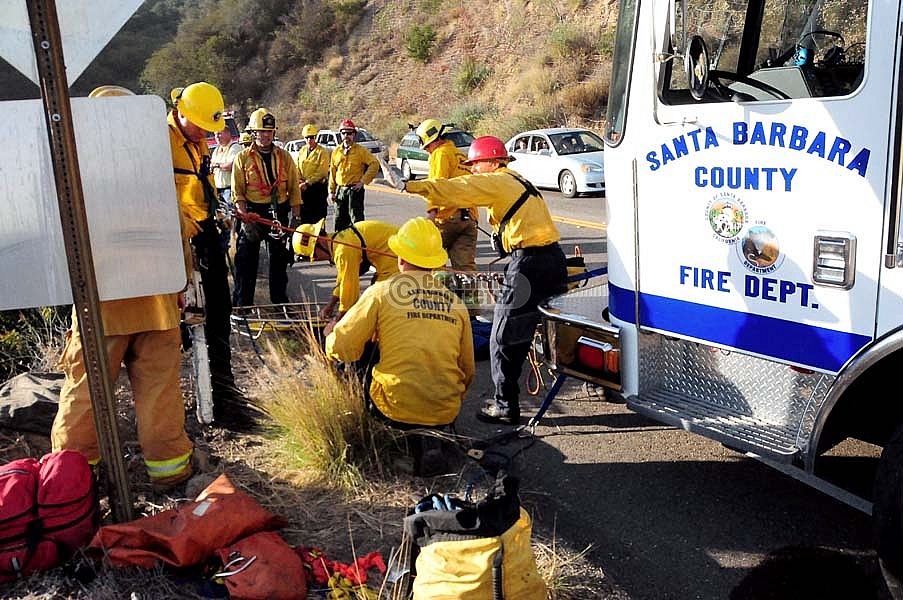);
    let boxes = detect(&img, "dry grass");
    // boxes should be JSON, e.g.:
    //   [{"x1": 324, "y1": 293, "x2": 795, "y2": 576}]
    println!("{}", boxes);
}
[
  {"x1": 263, "y1": 0, "x2": 617, "y2": 142},
  {"x1": 248, "y1": 327, "x2": 403, "y2": 491},
  {"x1": 0, "y1": 324, "x2": 613, "y2": 599}
]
